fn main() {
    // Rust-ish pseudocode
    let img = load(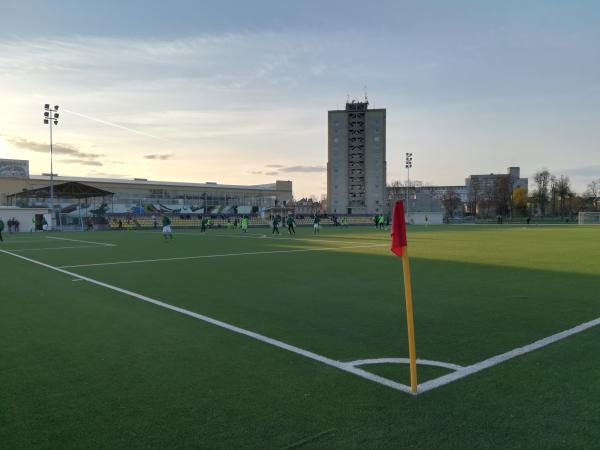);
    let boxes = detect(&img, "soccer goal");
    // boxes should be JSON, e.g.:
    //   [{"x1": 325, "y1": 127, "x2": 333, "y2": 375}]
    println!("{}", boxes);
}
[{"x1": 578, "y1": 212, "x2": 600, "y2": 224}]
